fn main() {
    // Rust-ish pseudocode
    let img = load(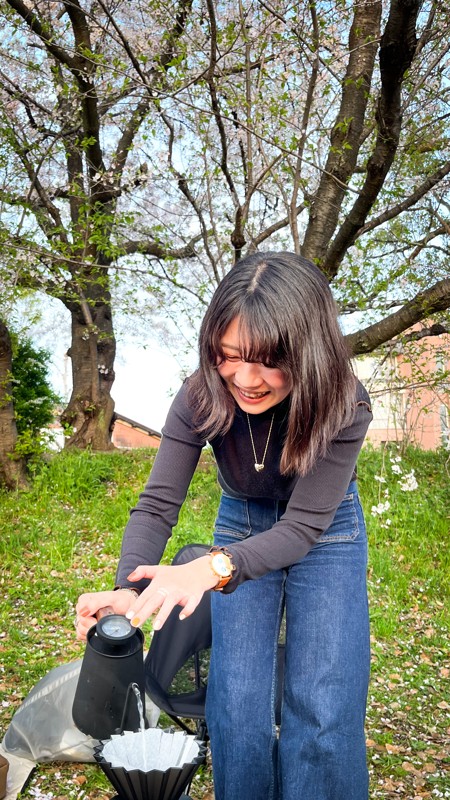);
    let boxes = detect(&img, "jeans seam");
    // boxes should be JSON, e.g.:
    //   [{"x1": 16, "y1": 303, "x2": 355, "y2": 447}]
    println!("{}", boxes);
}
[
  {"x1": 215, "y1": 497, "x2": 251, "y2": 537},
  {"x1": 317, "y1": 497, "x2": 359, "y2": 544},
  {"x1": 268, "y1": 574, "x2": 285, "y2": 799}
]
